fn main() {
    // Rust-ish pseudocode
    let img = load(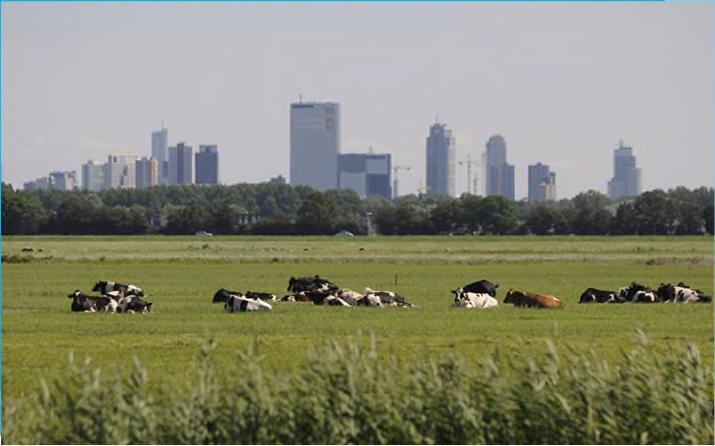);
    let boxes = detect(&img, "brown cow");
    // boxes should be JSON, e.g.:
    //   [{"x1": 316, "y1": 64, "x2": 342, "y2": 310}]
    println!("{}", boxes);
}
[{"x1": 504, "y1": 288, "x2": 565, "y2": 309}]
